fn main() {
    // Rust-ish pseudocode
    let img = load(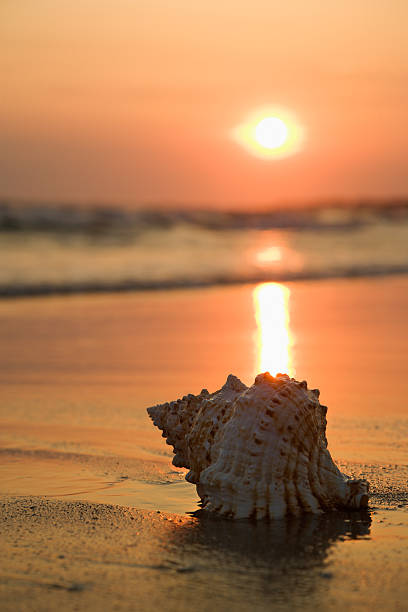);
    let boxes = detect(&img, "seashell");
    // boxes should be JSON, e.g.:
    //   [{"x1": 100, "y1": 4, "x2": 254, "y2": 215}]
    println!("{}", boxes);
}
[{"x1": 147, "y1": 372, "x2": 369, "y2": 519}]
